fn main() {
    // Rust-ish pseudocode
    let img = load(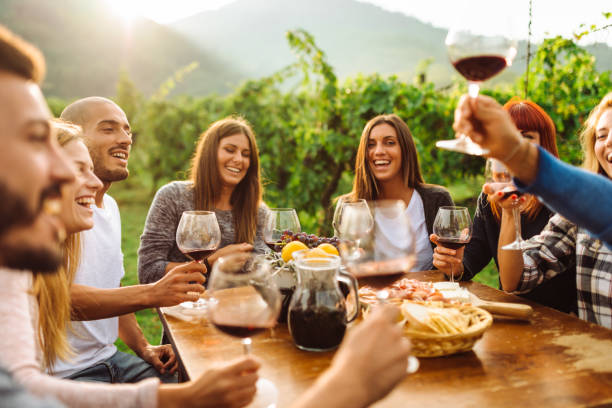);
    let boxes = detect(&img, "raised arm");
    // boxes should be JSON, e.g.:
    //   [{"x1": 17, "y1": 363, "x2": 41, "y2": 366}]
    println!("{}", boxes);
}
[
  {"x1": 514, "y1": 147, "x2": 612, "y2": 248},
  {"x1": 454, "y1": 94, "x2": 612, "y2": 248}
]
